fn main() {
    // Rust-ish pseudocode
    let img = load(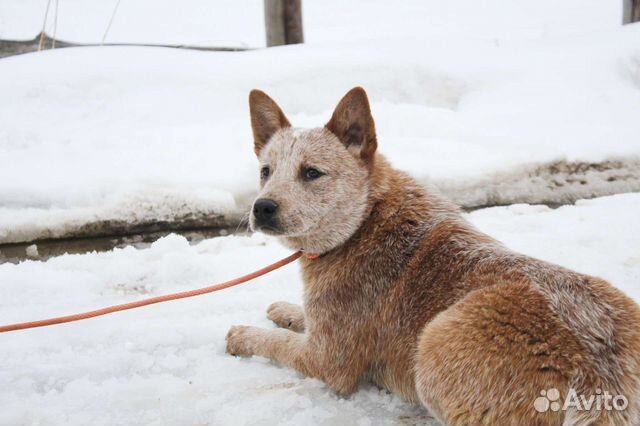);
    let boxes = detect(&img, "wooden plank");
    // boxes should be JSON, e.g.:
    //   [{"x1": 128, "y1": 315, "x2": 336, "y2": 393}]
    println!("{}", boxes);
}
[
  {"x1": 623, "y1": 0, "x2": 640, "y2": 24},
  {"x1": 0, "y1": 33, "x2": 250, "y2": 59},
  {"x1": 264, "y1": 0, "x2": 303, "y2": 47}
]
